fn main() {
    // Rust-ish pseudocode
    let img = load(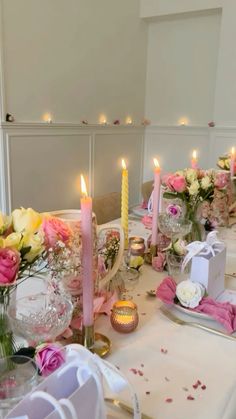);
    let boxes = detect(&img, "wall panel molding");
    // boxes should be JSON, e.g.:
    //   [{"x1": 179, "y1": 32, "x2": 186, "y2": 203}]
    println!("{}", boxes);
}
[{"x1": 0, "y1": 123, "x2": 145, "y2": 213}]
